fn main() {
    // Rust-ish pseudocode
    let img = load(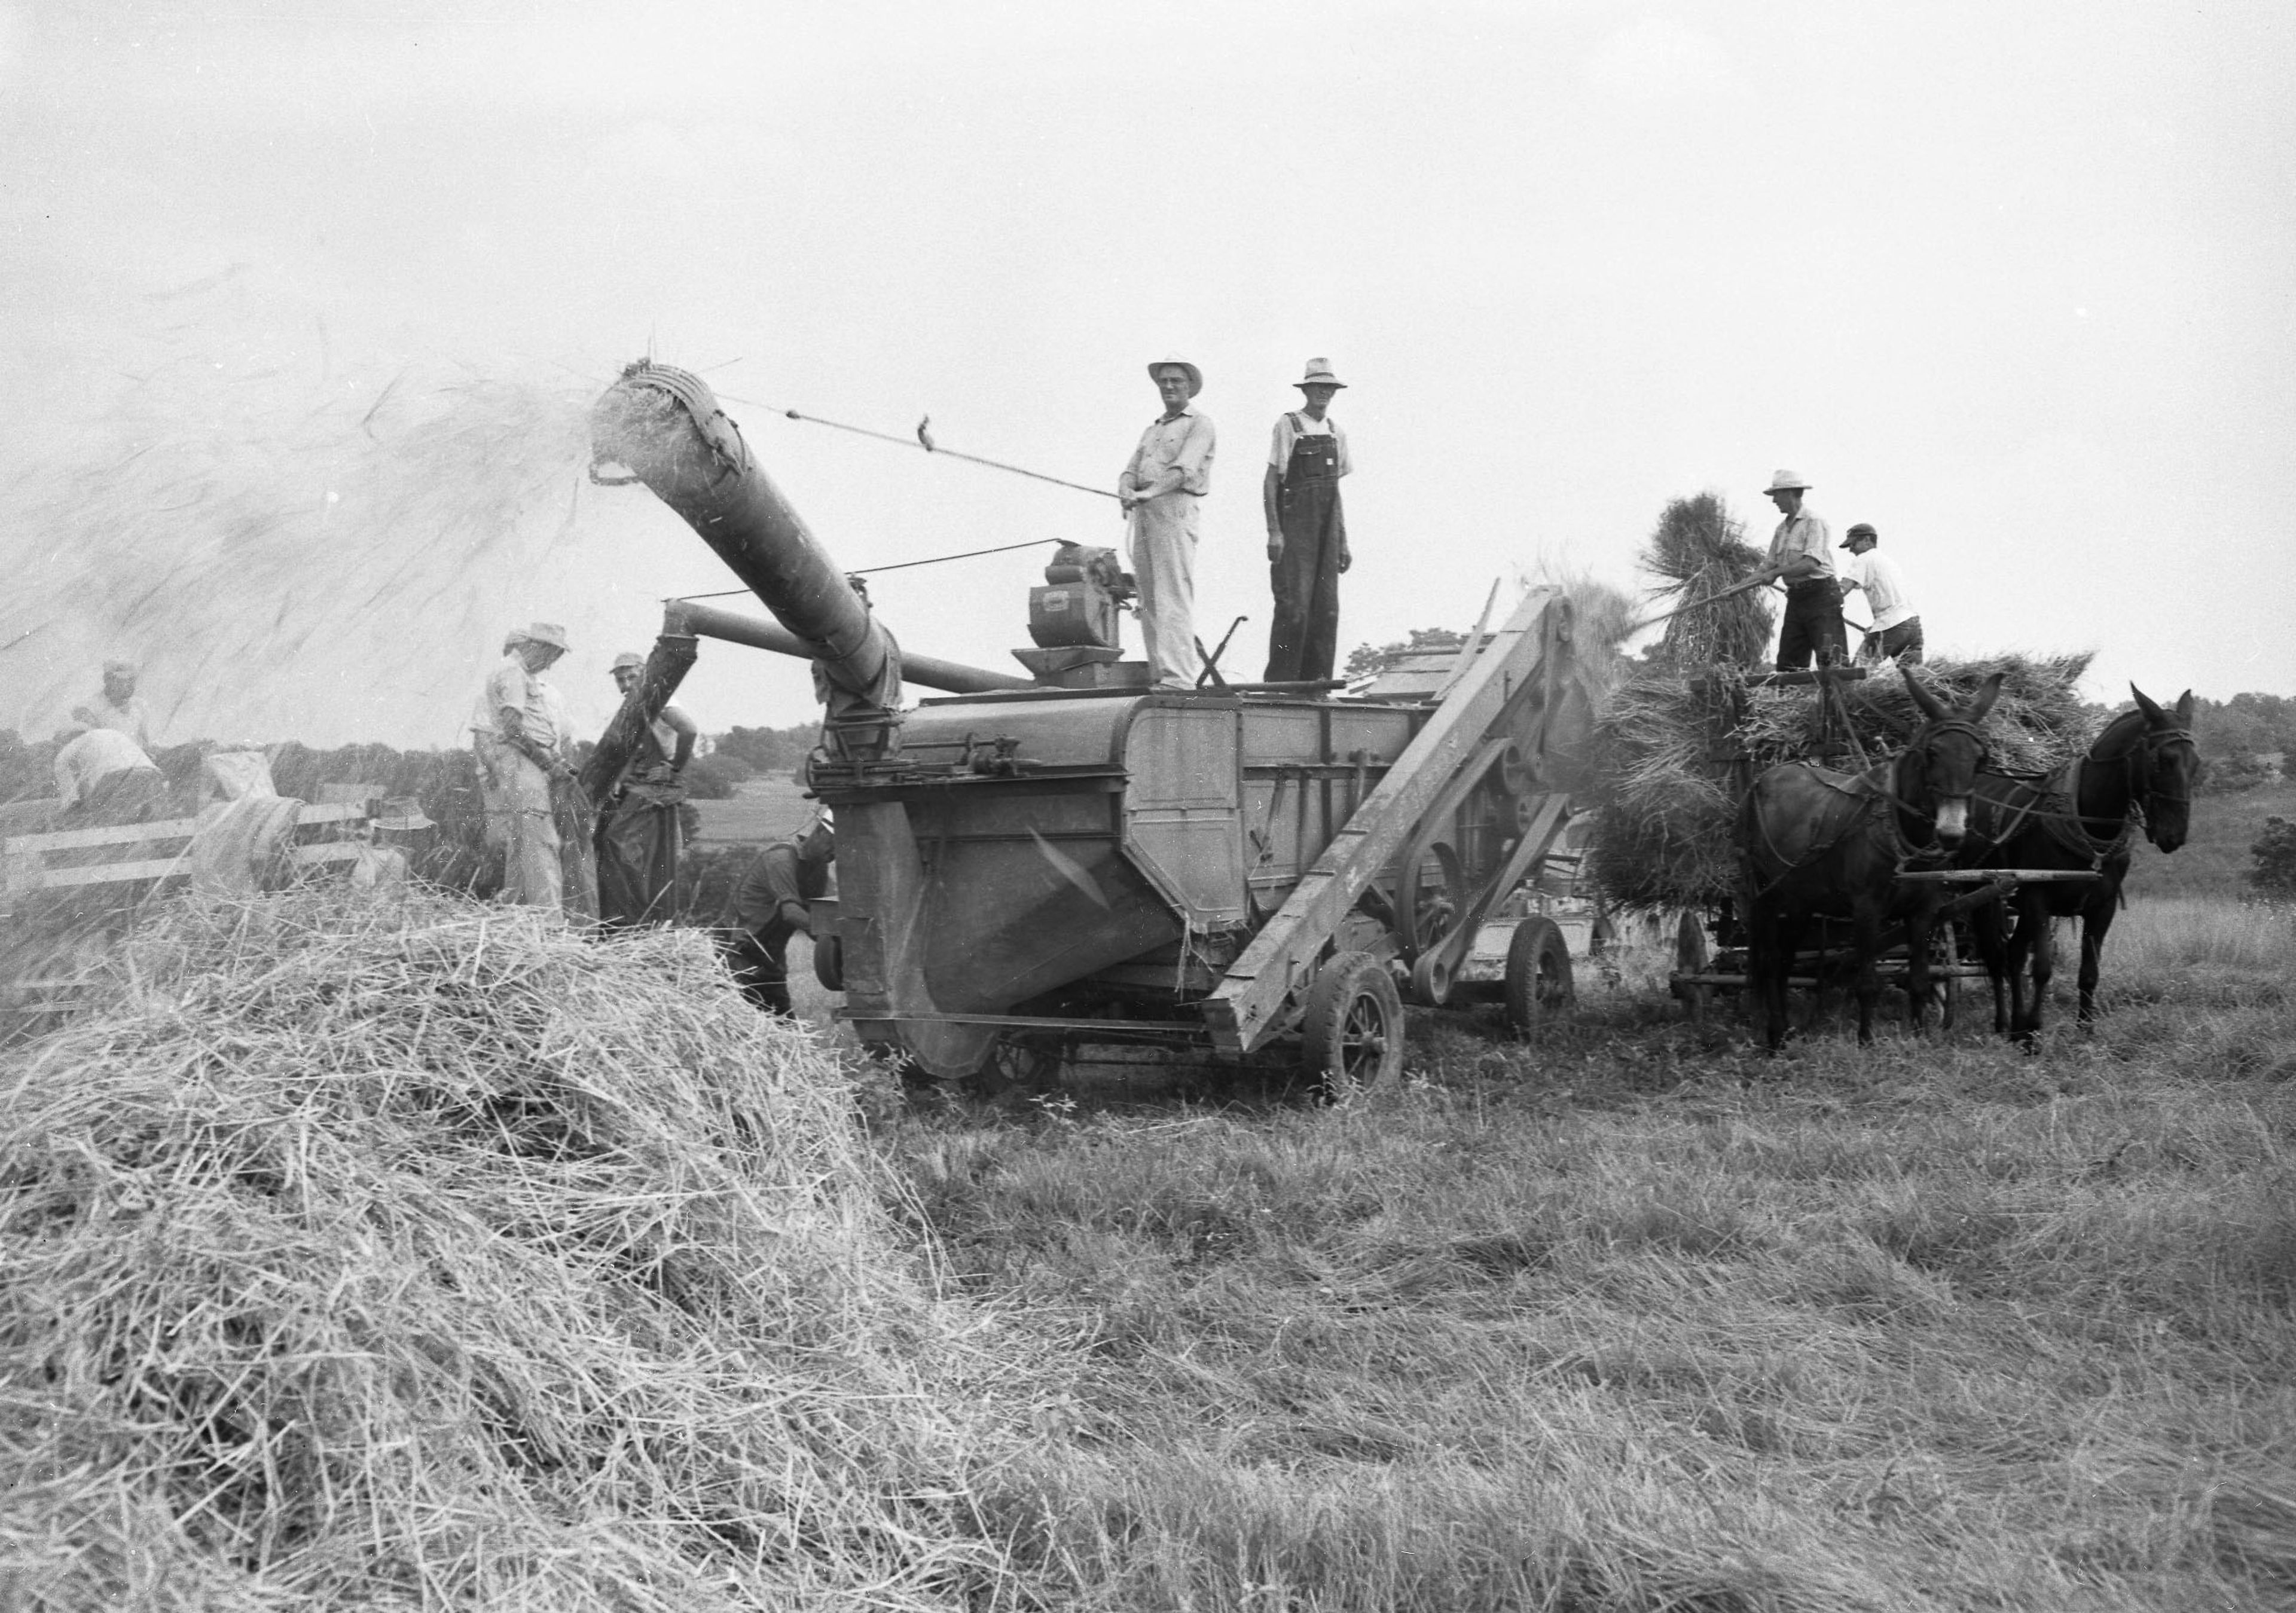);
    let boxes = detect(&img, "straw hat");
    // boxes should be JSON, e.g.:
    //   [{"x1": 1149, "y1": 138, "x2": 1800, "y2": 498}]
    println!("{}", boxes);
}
[
  {"x1": 1763, "y1": 469, "x2": 1811, "y2": 494},
  {"x1": 1147, "y1": 356, "x2": 1203, "y2": 397},
  {"x1": 516, "y1": 622, "x2": 570, "y2": 652},
  {"x1": 373, "y1": 797, "x2": 435, "y2": 832},
  {"x1": 609, "y1": 652, "x2": 646, "y2": 673},
  {"x1": 1294, "y1": 358, "x2": 1347, "y2": 391}
]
